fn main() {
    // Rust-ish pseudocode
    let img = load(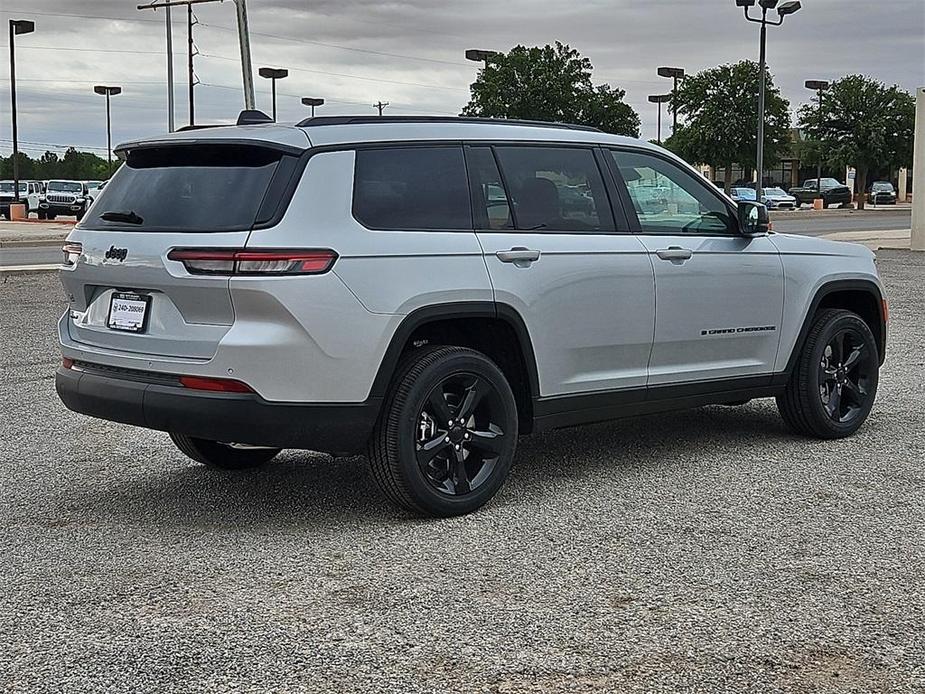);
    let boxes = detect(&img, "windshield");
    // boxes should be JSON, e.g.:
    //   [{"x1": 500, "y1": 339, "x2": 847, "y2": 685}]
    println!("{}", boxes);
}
[
  {"x1": 83, "y1": 144, "x2": 287, "y2": 232},
  {"x1": 872, "y1": 182, "x2": 894, "y2": 191},
  {"x1": 763, "y1": 187, "x2": 787, "y2": 196},
  {"x1": 732, "y1": 188, "x2": 757, "y2": 200},
  {"x1": 48, "y1": 181, "x2": 83, "y2": 193},
  {"x1": 0, "y1": 182, "x2": 27, "y2": 194}
]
